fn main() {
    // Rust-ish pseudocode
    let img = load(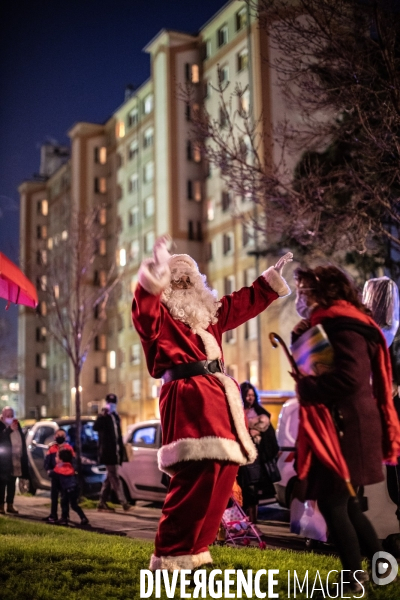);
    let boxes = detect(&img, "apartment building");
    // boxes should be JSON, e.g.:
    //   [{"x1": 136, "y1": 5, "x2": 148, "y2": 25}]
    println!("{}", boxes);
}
[
  {"x1": 18, "y1": 120, "x2": 118, "y2": 418},
  {"x1": 18, "y1": 0, "x2": 297, "y2": 423}
]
